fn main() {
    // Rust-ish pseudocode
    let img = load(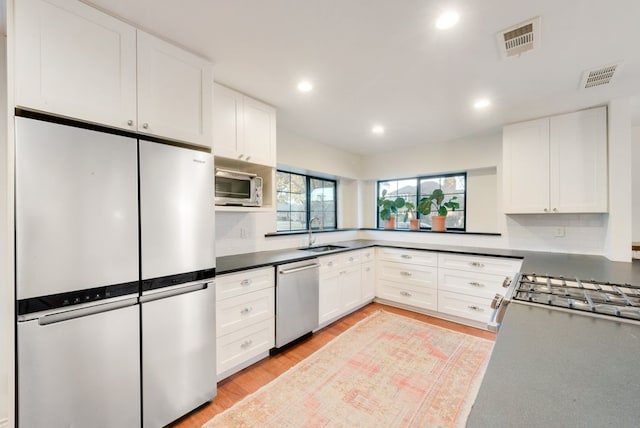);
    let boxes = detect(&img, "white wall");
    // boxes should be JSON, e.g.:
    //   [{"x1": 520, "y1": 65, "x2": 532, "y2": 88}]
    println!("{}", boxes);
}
[
  {"x1": 605, "y1": 98, "x2": 632, "y2": 261},
  {"x1": 632, "y1": 126, "x2": 640, "y2": 243}
]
